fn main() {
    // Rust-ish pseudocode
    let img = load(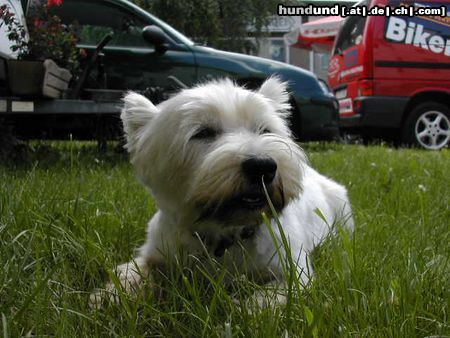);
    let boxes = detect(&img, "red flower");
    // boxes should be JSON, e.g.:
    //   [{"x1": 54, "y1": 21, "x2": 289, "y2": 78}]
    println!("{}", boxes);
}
[
  {"x1": 33, "y1": 18, "x2": 43, "y2": 27},
  {"x1": 47, "y1": 0, "x2": 63, "y2": 7}
]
